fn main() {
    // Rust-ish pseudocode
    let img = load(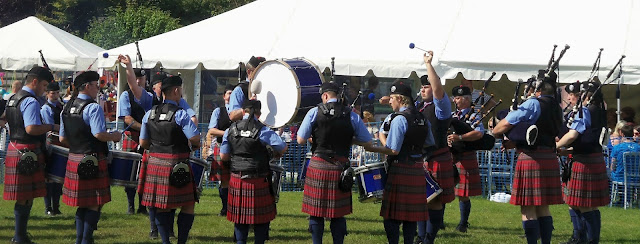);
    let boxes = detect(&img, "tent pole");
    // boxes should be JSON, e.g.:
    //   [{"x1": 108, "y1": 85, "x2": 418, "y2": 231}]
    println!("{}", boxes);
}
[{"x1": 194, "y1": 65, "x2": 202, "y2": 122}]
